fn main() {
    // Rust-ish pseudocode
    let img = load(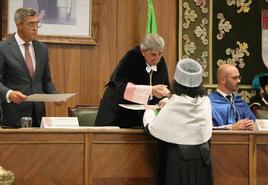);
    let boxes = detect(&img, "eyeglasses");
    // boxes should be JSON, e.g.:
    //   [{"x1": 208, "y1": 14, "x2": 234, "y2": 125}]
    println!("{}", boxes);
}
[
  {"x1": 224, "y1": 75, "x2": 242, "y2": 81},
  {"x1": 23, "y1": 21, "x2": 42, "y2": 29}
]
